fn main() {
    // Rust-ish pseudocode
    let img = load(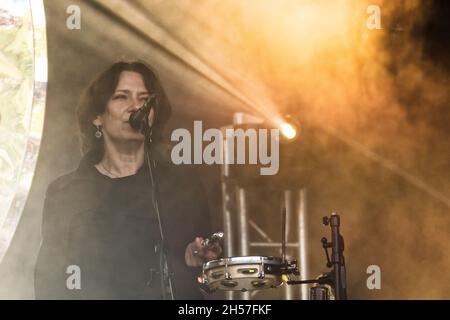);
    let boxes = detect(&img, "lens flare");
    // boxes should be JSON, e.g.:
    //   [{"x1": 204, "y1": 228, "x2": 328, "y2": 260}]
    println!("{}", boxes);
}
[{"x1": 280, "y1": 122, "x2": 297, "y2": 140}]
